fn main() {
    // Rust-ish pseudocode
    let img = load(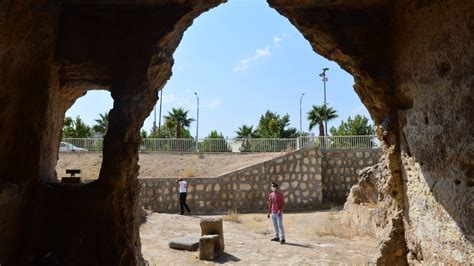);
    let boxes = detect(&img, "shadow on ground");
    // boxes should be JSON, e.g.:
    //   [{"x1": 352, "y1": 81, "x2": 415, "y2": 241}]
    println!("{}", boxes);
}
[
  {"x1": 215, "y1": 252, "x2": 241, "y2": 263},
  {"x1": 283, "y1": 242, "x2": 312, "y2": 248}
]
